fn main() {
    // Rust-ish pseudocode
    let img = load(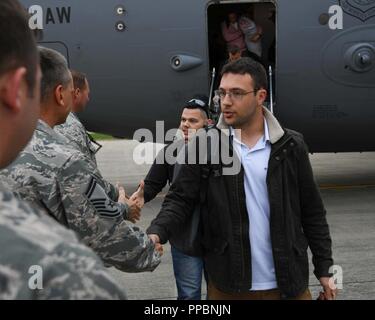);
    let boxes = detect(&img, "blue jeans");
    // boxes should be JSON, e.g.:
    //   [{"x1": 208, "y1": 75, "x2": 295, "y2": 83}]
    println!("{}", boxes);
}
[{"x1": 171, "y1": 245, "x2": 205, "y2": 300}]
